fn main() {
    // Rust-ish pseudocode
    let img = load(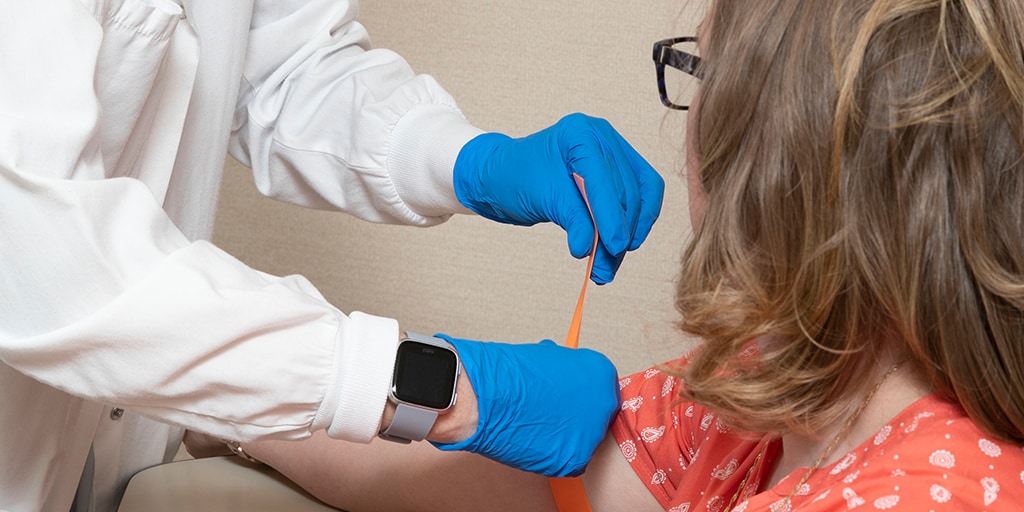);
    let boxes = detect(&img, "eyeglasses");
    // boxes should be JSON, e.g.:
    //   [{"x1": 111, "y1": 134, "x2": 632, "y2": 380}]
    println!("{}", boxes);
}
[{"x1": 653, "y1": 37, "x2": 703, "y2": 110}]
